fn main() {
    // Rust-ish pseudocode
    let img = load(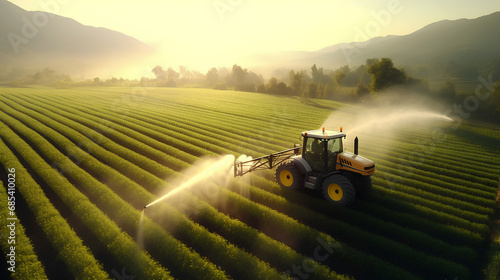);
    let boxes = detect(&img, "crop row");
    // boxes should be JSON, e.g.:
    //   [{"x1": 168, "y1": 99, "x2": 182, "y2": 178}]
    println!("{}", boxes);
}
[
  {"x1": 4, "y1": 94, "x2": 196, "y2": 169},
  {"x1": 205, "y1": 180, "x2": 470, "y2": 279},
  {"x1": 376, "y1": 169, "x2": 493, "y2": 216},
  {"x1": 52, "y1": 94, "x2": 286, "y2": 157},
  {"x1": 0, "y1": 106, "x2": 233, "y2": 280},
  {"x1": 87, "y1": 93, "x2": 500, "y2": 191},
  {"x1": 79, "y1": 93, "x2": 295, "y2": 153},
  {"x1": 0, "y1": 179, "x2": 48, "y2": 280},
  {"x1": 57, "y1": 93, "x2": 309, "y2": 147},
  {"x1": 36, "y1": 93, "x2": 492, "y2": 235},
  {"x1": 71, "y1": 93, "x2": 312, "y2": 146},
  {"x1": 47, "y1": 95, "x2": 276, "y2": 158},
  {"x1": 384, "y1": 142, "x2": 498, "y2": 185},
  {"x1": 373, "y1": 178, "x2": 490, "y2": 236},
  {"x1": 0, "y1": 111, "x2": 176, "y2": 279},
  {"x1": 0, "y1": 131, "x2": 111, "y2": 279},
  {"x1": 354, "y1": 132, "x2": 499, "y2": 185},
  {"x1": 2, "y1": 98, "x2": 332, "y2": 278},
  {"x1": 362, "y1": 148, "x2": 497, "y2": 199},
  {"x1": 248, "y1": 172, "x2": 484, "y2": 252},
  {"x1": 7, "y1": 91, "x2": 492, "y2": 278},
  {"x1": 26, "y1": 94, "x2": 229, "y2": 157},
  {"x1": 484, "y1": 241, "x2": 500, "y2": 280},
  {"x1": 4, "y1": 94, "x2": 398, "y2": 279},
  {"x1": 0, "y1": 95, "x2": 173, "y2": 192},
  {"x1": 384, "y1": 134, "x2": 500, "y2": 179},
  {"x1": 68, "y1": 95, "x2": 494, "y2": 225},
  {"x1": 1, "y1": 89, "x2": 352, "y2": 279},
  {"x1": 398, "y1": 125, "x2": 500, "y2": 157},
  {"x1": 5, "y1": 94, "x2": 424, "y2": 278},
  {"x1": 237, "y1": 175, "x2": 478, "y2": 264},
  {"x1": 69, "y1": 94, "x2": 476, "y2": 278},
  {"x1": 45, "y1": 93, "x2": 494, "y2": 226}
]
